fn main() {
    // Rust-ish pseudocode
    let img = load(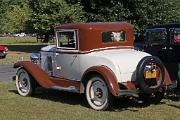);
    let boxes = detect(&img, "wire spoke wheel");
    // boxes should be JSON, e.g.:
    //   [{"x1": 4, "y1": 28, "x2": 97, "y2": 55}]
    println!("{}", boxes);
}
[{"x1": 16, "y1": 68, "x2": 35, "y2": 96}]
